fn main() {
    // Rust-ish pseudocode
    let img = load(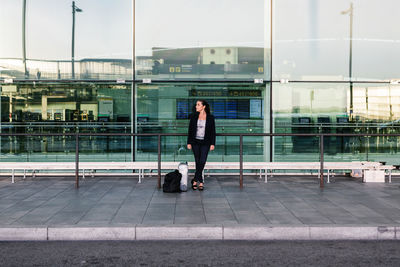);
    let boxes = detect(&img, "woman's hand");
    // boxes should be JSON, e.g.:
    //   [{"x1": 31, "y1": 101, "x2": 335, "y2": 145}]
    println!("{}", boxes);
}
[
  {"x1": 210, "y1": 145, "x2": 215, "y2": 151},
  {"x1": 187, "y1": 144, "x2": 192, "y2": 150}
]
